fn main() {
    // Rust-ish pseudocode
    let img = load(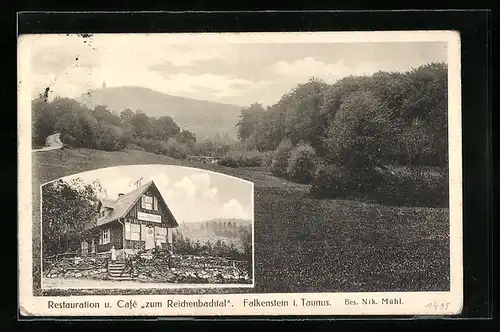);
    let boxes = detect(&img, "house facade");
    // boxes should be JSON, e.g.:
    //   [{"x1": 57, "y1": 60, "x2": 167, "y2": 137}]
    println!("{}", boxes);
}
[{"x1": 82, "y1": 180, "x2": 179, "y2": 256}]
